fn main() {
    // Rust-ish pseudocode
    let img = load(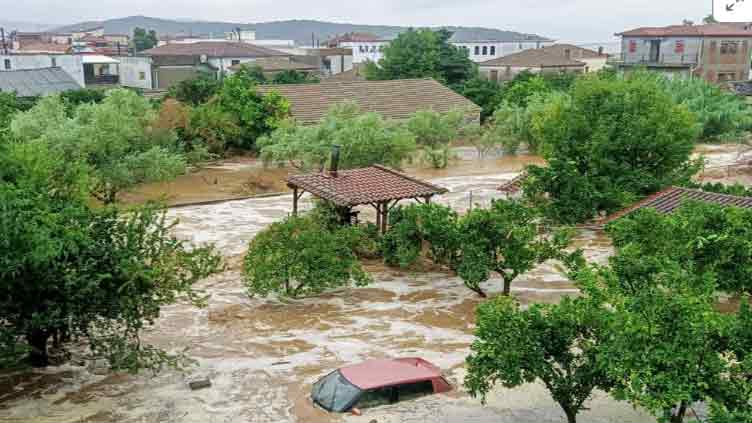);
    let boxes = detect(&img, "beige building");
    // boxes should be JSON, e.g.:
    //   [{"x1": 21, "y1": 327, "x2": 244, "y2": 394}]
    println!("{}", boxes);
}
[
  {"x1": 614, "y1": 23, "x2": 752, "y2": 83},
  {"x1": 539, "y1": 44, "x2": 609, "y2": 72},
  {"x1": 478, "y1": 48, "x2": 586, "y2": 82}
]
